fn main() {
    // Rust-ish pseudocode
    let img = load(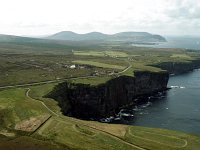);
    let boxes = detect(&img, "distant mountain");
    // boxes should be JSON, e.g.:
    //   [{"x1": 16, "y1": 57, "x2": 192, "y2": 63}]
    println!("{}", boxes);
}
[
  {"x1": 113, "y1": 32, "x2": 152, "y2": 37},
  {"x1": 47, "y1": 31, "x2": 108, "y2": 41},
  {"x1": 47, "y1": 31, "x2": 166, "y2": 42},
  {"x1": 0, "y1": 34, "x2": 112, "y2": 54},
  {"x1": 0, "y1": 33, "x2": 166, "y2": 55}
]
